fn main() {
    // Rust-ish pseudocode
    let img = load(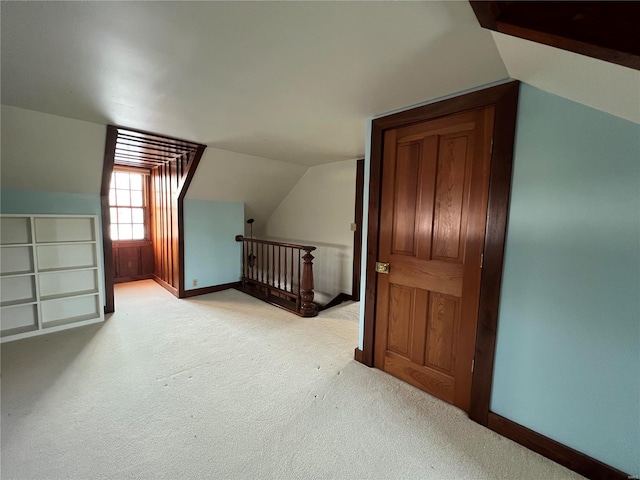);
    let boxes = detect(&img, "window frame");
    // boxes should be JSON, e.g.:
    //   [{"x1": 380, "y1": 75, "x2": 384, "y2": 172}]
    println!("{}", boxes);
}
[{"x1": 108, "y1": 167, "x2": 152, "y2": 245}]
